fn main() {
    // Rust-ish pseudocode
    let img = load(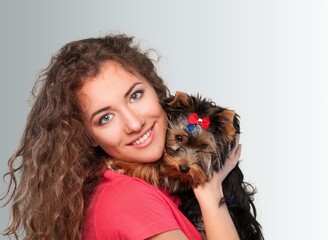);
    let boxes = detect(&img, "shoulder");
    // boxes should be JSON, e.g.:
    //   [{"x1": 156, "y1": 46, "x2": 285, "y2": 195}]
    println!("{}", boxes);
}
[
  {"x1": 96, "y1": 170, "x2": 177, "y2": 219},
  {"x1": 99, "y1": 170, "x2": 166, "y2": 204},
  {"x1": 83, "y1": 170, "x2": 180, "y2": 239}
]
